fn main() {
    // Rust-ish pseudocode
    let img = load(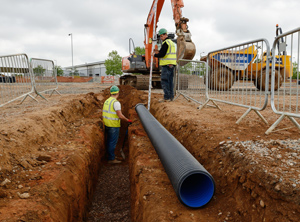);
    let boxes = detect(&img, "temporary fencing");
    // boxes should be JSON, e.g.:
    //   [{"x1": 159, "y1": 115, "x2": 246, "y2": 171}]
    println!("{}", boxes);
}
[
  {"x1": 0, "y1": 53, "x2": 37, "y2": 107},
  {"x1": 266, "y1": 27, "x2": 300, "y2": 134},
  {"x1": 175, "y1": 29, "x2": 300, "y2": 134},
  {"x1": 199, "y1": 39, "x2": 271, "y2": 125},
  {"x1": 176, "y1": 40, "x2": 271, "y2": 124},
  {"x1": 175, "y1": 59, "x2": 208, "y2": 106},
  {"x1": 30, "y1": 58, "x2": 60, "y2": 97},
  {"x1": 200, "y1": 39, "x2": 270, "y2": 124}
]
